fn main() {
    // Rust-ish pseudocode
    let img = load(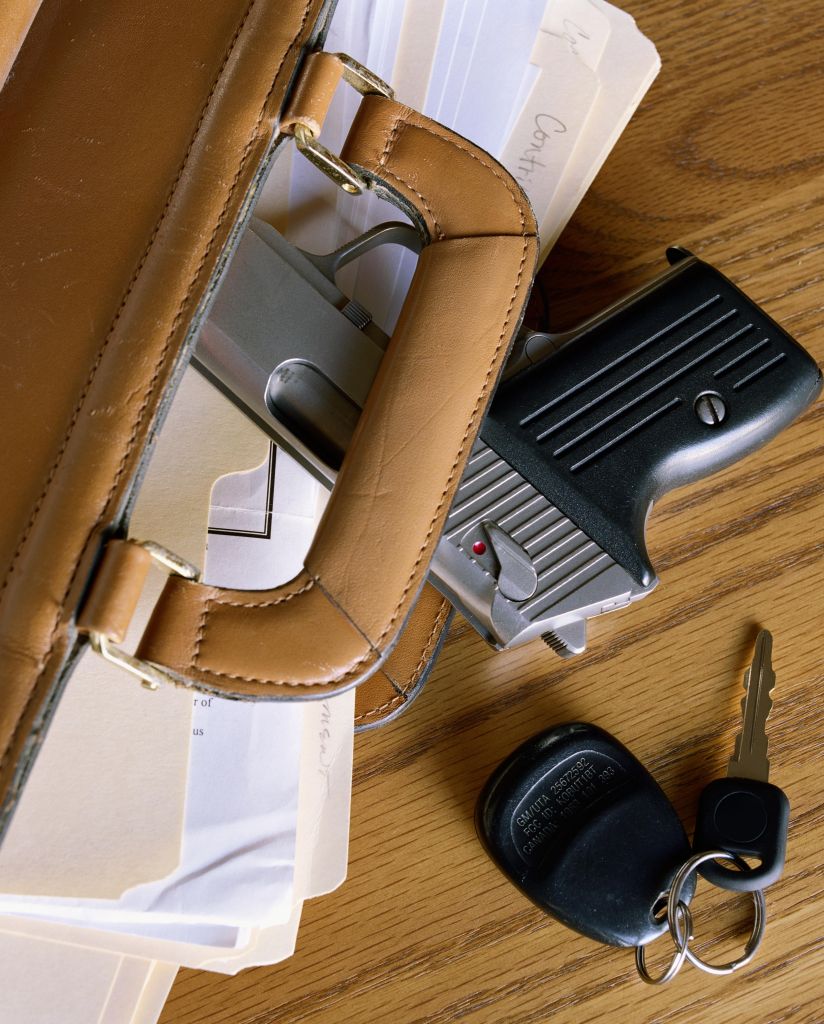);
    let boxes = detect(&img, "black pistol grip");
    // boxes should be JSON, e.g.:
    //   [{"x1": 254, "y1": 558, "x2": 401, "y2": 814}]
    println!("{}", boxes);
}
[{"x1": 482, "y1": 254, "x2": 822, "y2": 586}]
